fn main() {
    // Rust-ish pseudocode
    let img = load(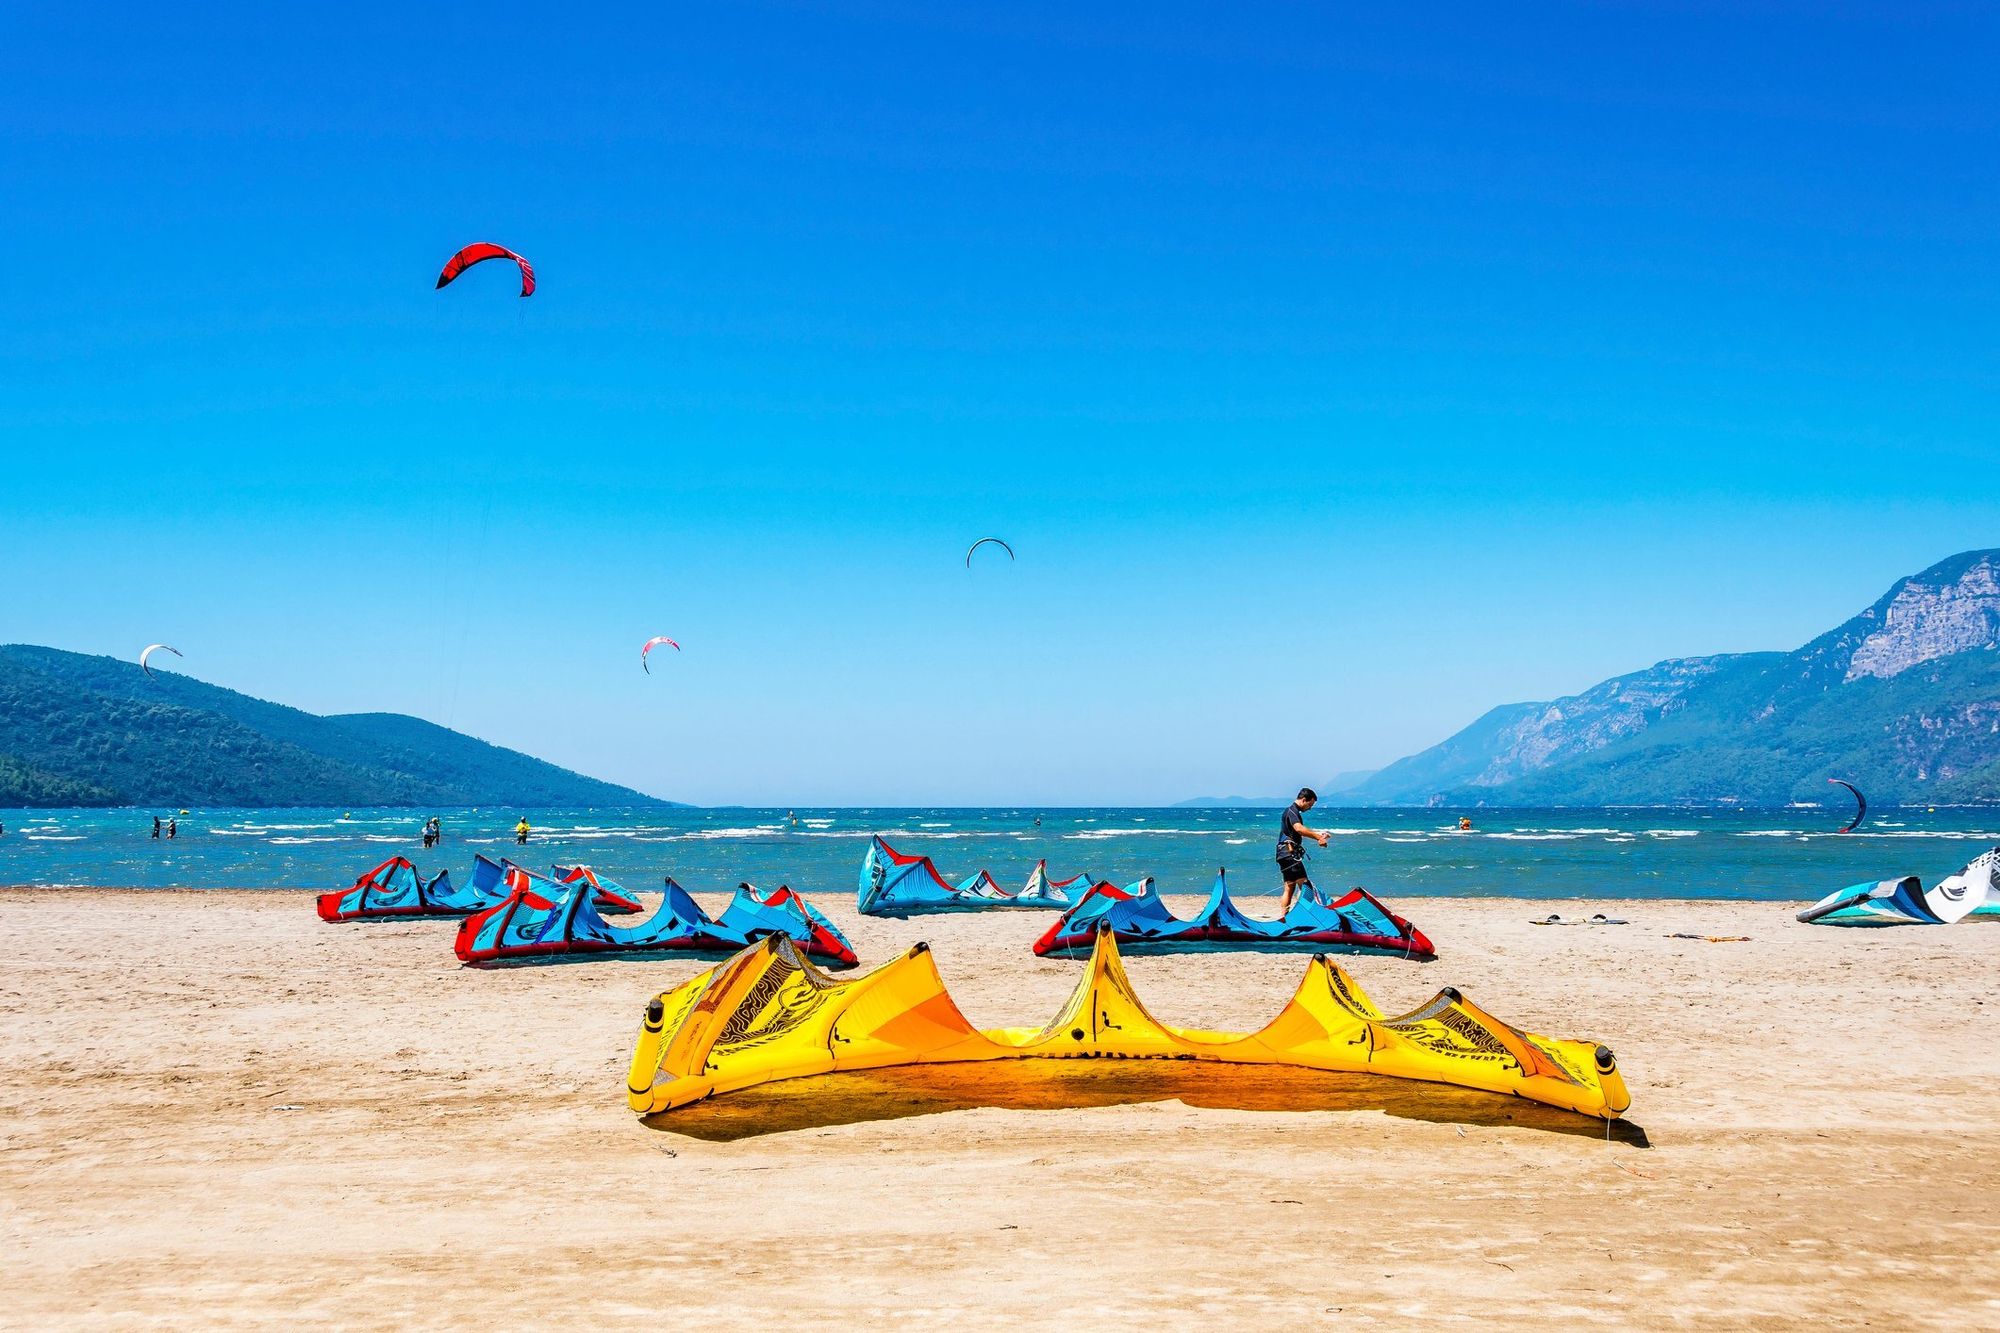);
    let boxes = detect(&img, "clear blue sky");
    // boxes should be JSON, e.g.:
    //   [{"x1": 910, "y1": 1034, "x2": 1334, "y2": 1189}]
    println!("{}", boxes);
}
[{"x1": 3, "y1": 3, "x2": 1996, "y2": 804}]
